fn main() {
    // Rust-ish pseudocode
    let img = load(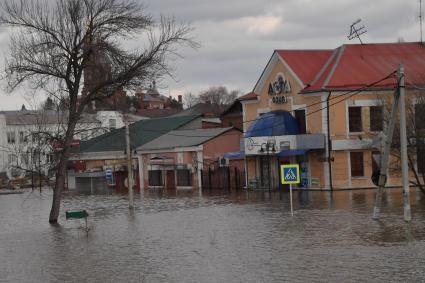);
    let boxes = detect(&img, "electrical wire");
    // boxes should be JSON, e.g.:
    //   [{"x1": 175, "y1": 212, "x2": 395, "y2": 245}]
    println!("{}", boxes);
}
[{"x1": 125, "y1": 71, "x2": 398, "y2": 139}]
